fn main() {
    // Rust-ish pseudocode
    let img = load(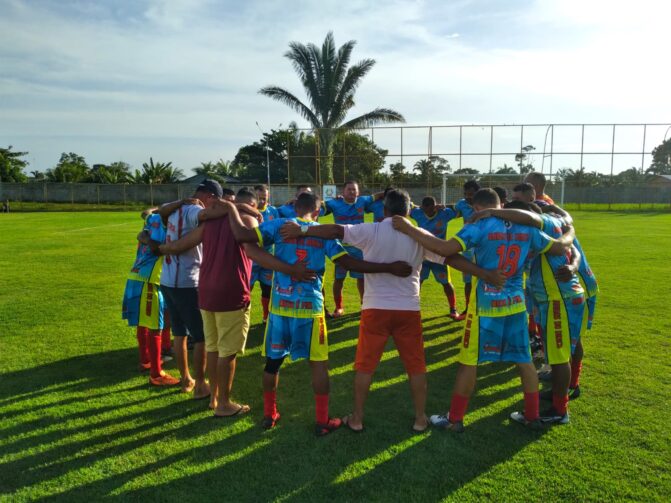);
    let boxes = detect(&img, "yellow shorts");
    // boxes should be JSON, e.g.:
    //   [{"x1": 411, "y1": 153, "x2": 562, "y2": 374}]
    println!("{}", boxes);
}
[{"x1": 200, "y1": 306, "x2": 251, "y2": 357}]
